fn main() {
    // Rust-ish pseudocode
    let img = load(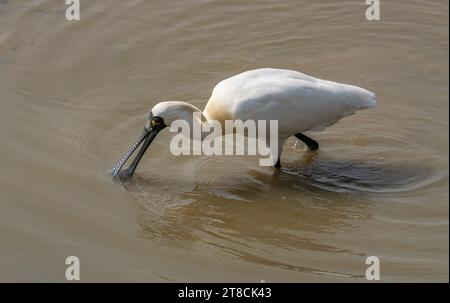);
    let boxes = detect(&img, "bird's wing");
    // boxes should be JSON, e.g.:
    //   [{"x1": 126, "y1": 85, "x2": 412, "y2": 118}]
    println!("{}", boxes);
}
[{"x1": 214, "y1": 71, "x2": 376, "y2": 136}]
